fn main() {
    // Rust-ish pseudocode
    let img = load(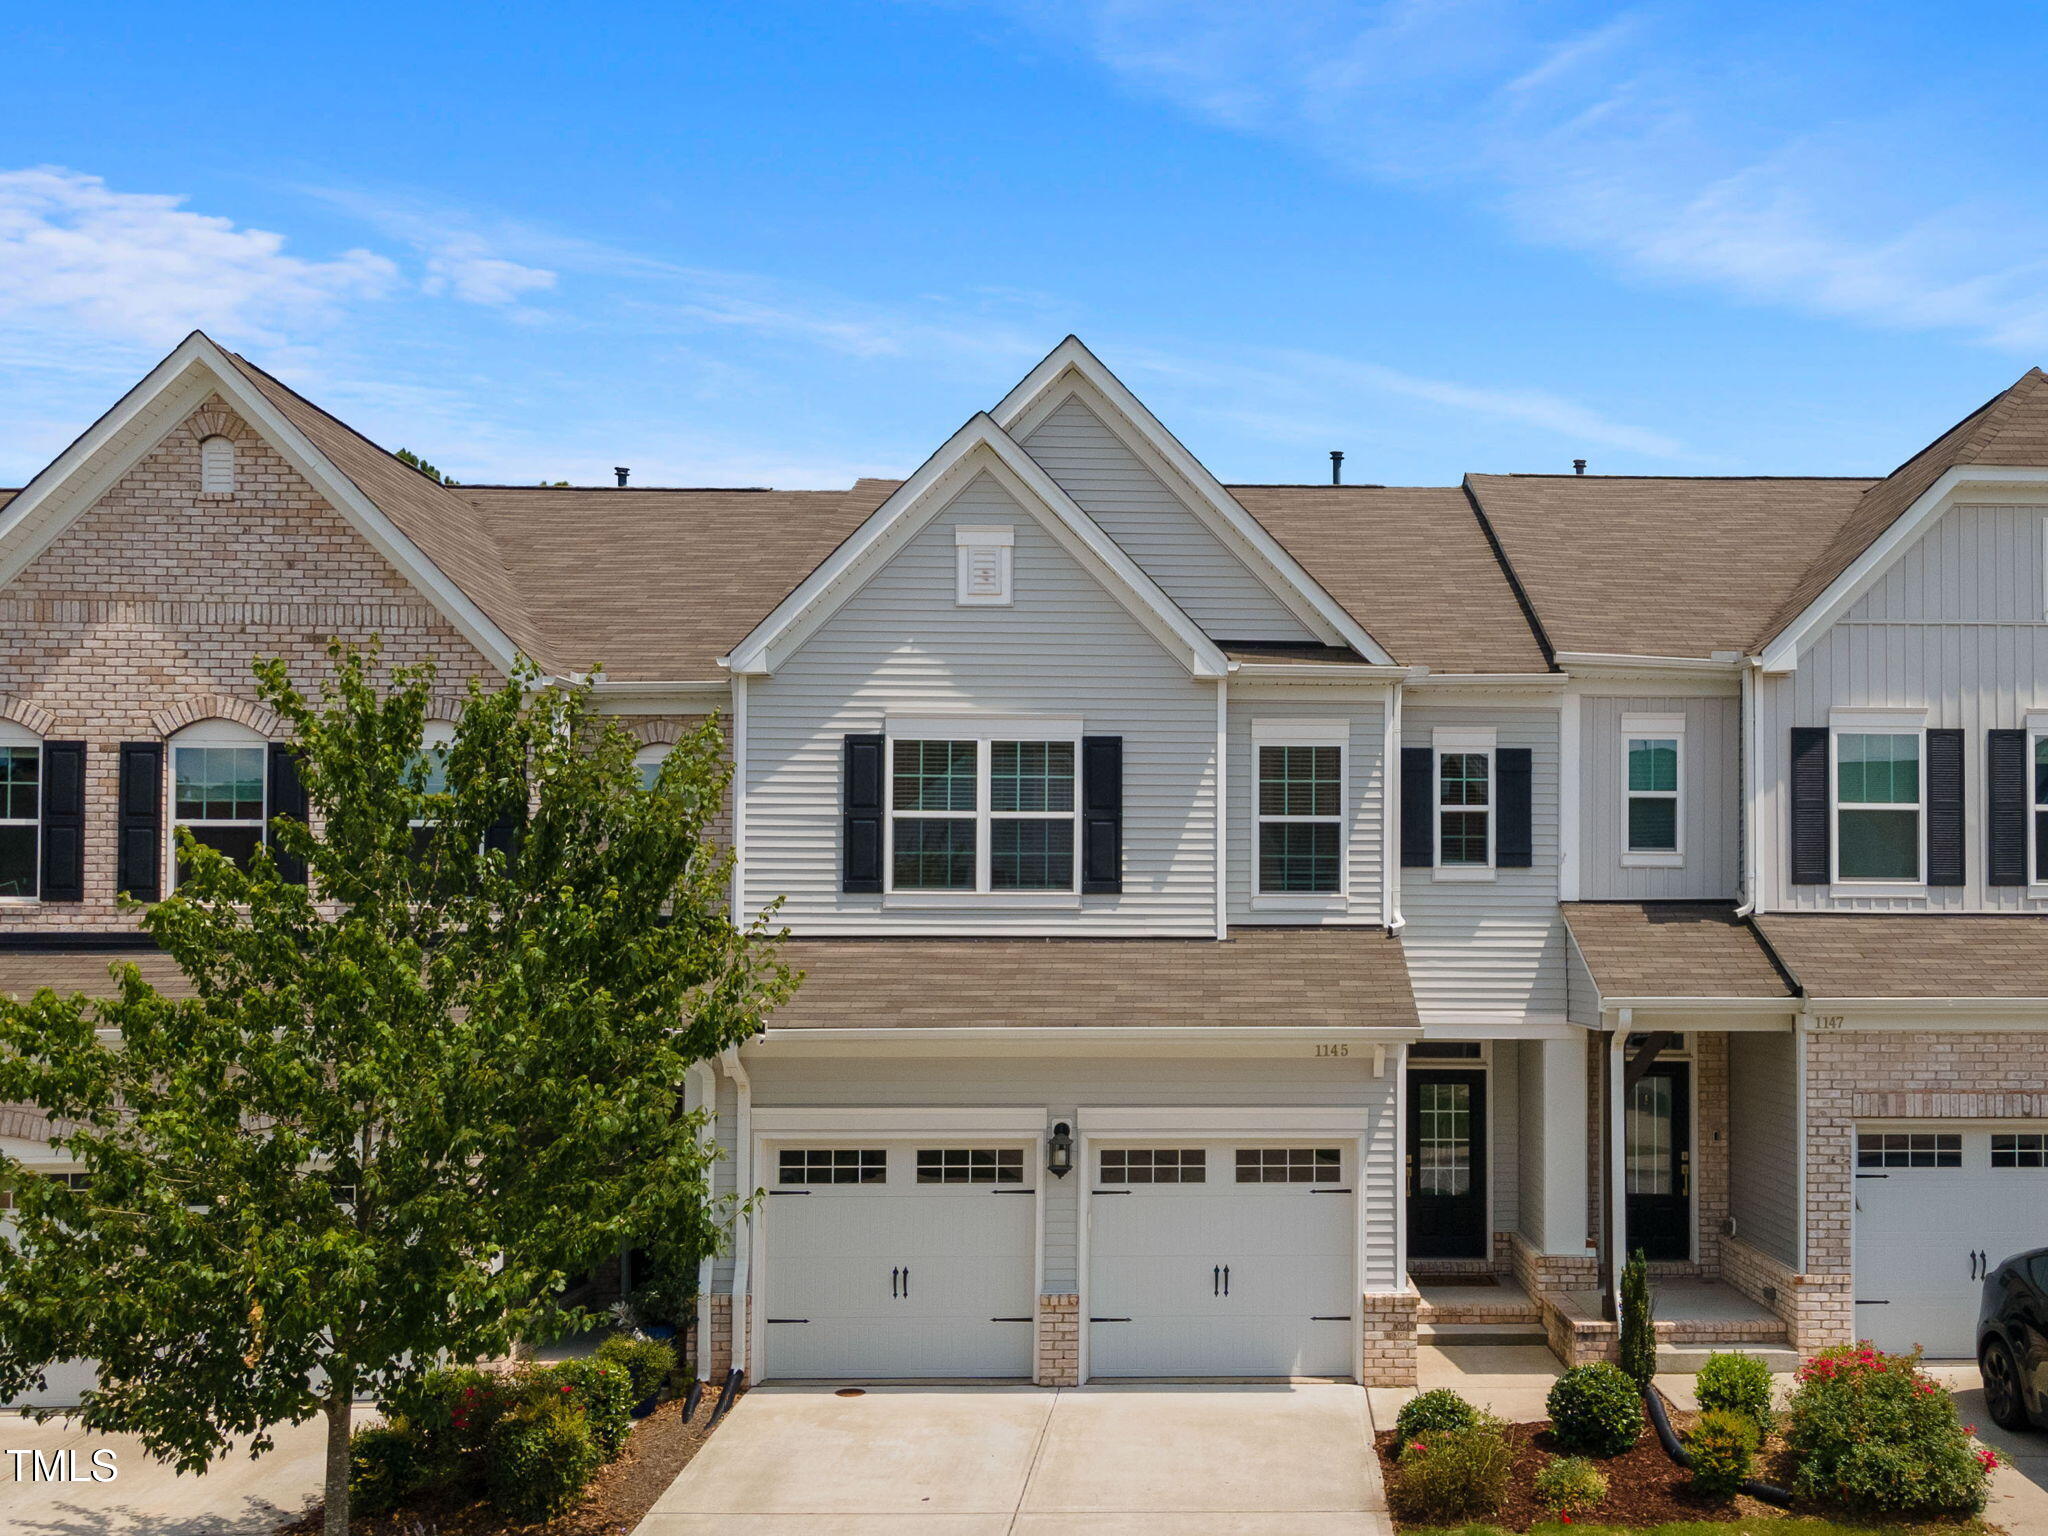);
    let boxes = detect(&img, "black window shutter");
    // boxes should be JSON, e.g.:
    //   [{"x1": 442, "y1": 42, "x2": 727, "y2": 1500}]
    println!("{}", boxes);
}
[
  {"x1": 842, "y1": 734, "x2": 884, "y2": 893},
  {"x1": 1988, "y1": 728, "x2": 2028, "y2": 887},
  {"x1": 117, "y1": 741, "x2": 164, "y2": 902},
  {"x1": 1925, "y1": 729, "x2": 1965, "y2": 887},
  {"x1": 1081, "y1": 735, "x2": 1124, "y2": 894},
  {"x1": 1496, "y1": 747, "x2": 1533, "y2": 868},
  {"x1": 1789, "y1": 727, "x2": 1830, "y2": 885},
  {"x1": 1399, "y1": 746, "x2": 1433, "y2": 867},
  {"x1": 38, "y1": 740, "x2": 85, "y2": 902},
  {"x1": 266, "y1": 742, "x2": 308, "y2": 884}
]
